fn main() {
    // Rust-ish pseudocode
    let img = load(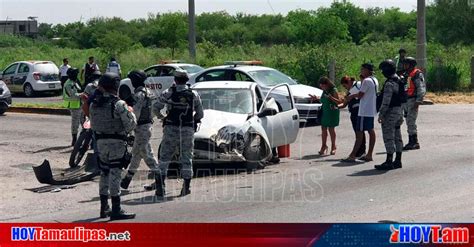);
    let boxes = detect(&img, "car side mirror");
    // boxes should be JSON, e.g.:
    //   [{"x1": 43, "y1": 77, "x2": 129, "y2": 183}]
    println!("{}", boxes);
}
[{"x1": 258, "y1": 108, "x2": 277, "y2": 118}]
